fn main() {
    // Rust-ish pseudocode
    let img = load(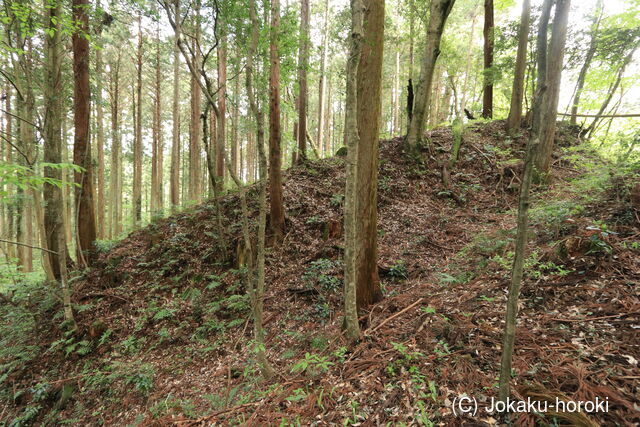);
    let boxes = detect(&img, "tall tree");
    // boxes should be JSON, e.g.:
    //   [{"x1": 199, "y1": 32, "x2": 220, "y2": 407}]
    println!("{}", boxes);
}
[
  {"x1": 354, "y1": 0, "x2": 385, "y2": 309},
  {"x1": 216, "y1": 32, "x2": 226, "y2": 191},
  {"x1": 133, "y1": 14, "x2": 143, "y2": 225},
  {"x1": 43, "y1": 0, "x2": 66, "y2": 279},
  {"x1": 171, "y1": 0, "x2": 181, "y2": 211},
  {"x1": 406, "y1": 0, "x2": 456, "y2": 148},
  {"x1": 296, "y1": 0, "x2": 309, "y2": 163},
  {"x1": 343, "y1": 0, "x2": 366, "y2": 342},
  {"x1": 317, "y1": 0, "x2": 330, "y2": 154},
  {"x1": 95, "y1": 0, "x2": 106, "y2": 238},
  {"x1": 534, "y1": 0, "x2": 572, "y2": 178},
  {"x1": 72, "y1": 0, "x2": 97, "y2": 265},
  {"x1": 505, "y1": 0, "x2": 530, "y2": 133},
  {"x1": 108, "y1": 52, "x2": 122, "y2": 238},
  {"x1": 482, "y1": 0, "x2": 494, "y2": 119},
  {"x1": 188, "y1": 3, "x2": 202, "y2": 203},
  {"x1": 268, "y1": 0, "x2": 285, "y2": 241},
  {"x1": 151, "y1": 22, "x2": 163, "y2": 215}
]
